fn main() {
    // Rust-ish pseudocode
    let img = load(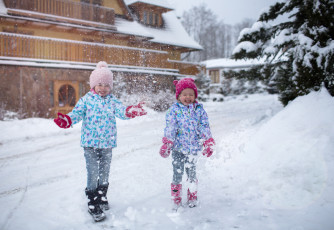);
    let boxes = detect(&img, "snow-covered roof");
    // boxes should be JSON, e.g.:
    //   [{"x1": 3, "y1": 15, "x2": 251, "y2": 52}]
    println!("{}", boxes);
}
[
  {"x1": 203, "y1": 58, "x2": 265, "y2": 69},
  {"x1": 124, "y1": 0, "x2": 174, "y2": 10},
  {"x1": 0, "y1": 0, "x2": 200, "y2": 51},
  {"x1": 114, "y1": 17, "x2": 153, "y2": 38},
  {"x1": 115, "y1": 11, "x2": 202, "y2": 50},
  {"x1": 145, "y1": 11, "x2": 202, "y2": 50}
]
